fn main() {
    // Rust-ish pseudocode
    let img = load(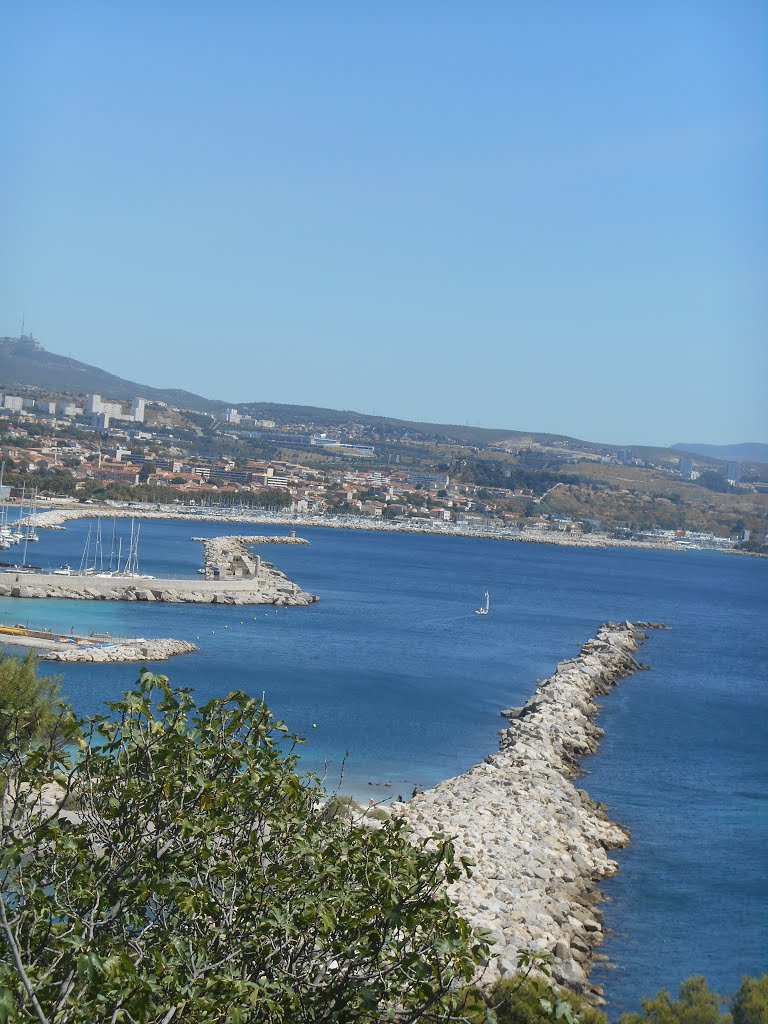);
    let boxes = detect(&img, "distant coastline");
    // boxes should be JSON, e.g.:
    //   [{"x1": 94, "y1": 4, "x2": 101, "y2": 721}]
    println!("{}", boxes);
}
[{"x1": 23, "y1": 502, "x2": 763, "y2": 556}]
